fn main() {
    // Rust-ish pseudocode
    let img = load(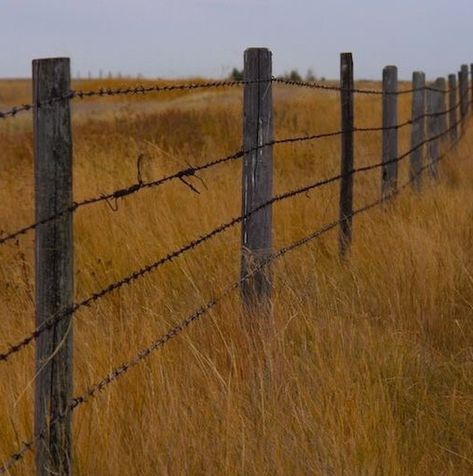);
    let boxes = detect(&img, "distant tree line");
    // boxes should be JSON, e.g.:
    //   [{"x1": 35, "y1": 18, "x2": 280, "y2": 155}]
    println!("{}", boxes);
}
[{"x1": 229, "y1": 67, "x2": 324, "y2": 82}]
